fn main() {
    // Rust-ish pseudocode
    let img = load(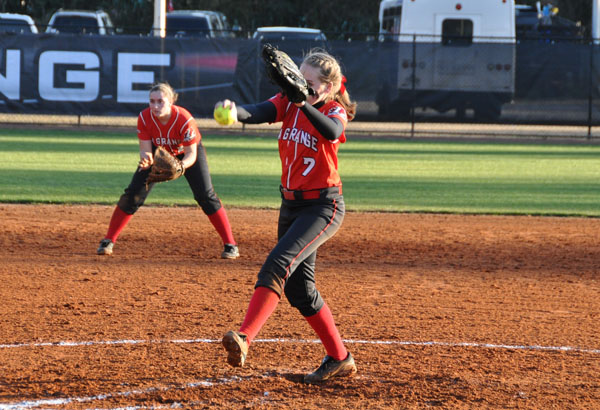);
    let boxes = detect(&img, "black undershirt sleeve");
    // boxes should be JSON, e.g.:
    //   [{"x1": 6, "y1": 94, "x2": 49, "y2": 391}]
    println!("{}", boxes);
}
[
  {"x1": 236, "y1": 101, "x2": 277, "y2": 124},
  {"x1": 299, "y1": 103, "x2": 344, "y2": 141},
  {"x1": 237, "y1": 100, "x2": 343, "y2": 141}
]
